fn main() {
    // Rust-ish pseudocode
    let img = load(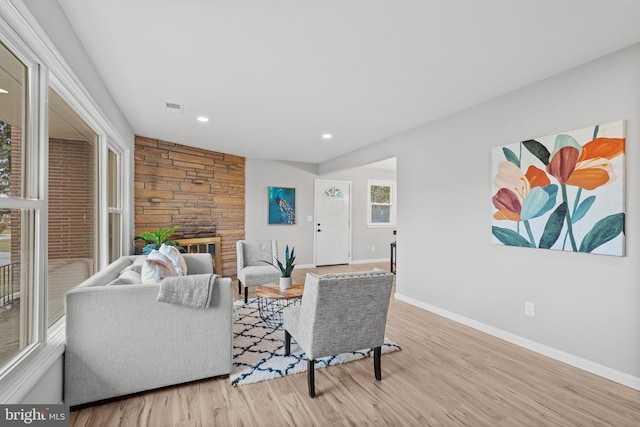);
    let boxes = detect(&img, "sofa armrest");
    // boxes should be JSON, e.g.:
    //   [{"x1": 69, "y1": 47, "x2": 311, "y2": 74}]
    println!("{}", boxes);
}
[
  {"x1": 64, "y1": 276, "x2": 233, "y2": 406},
  {"x1": 183, "y1": 253, "x2": 214, "y2": 275}
]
